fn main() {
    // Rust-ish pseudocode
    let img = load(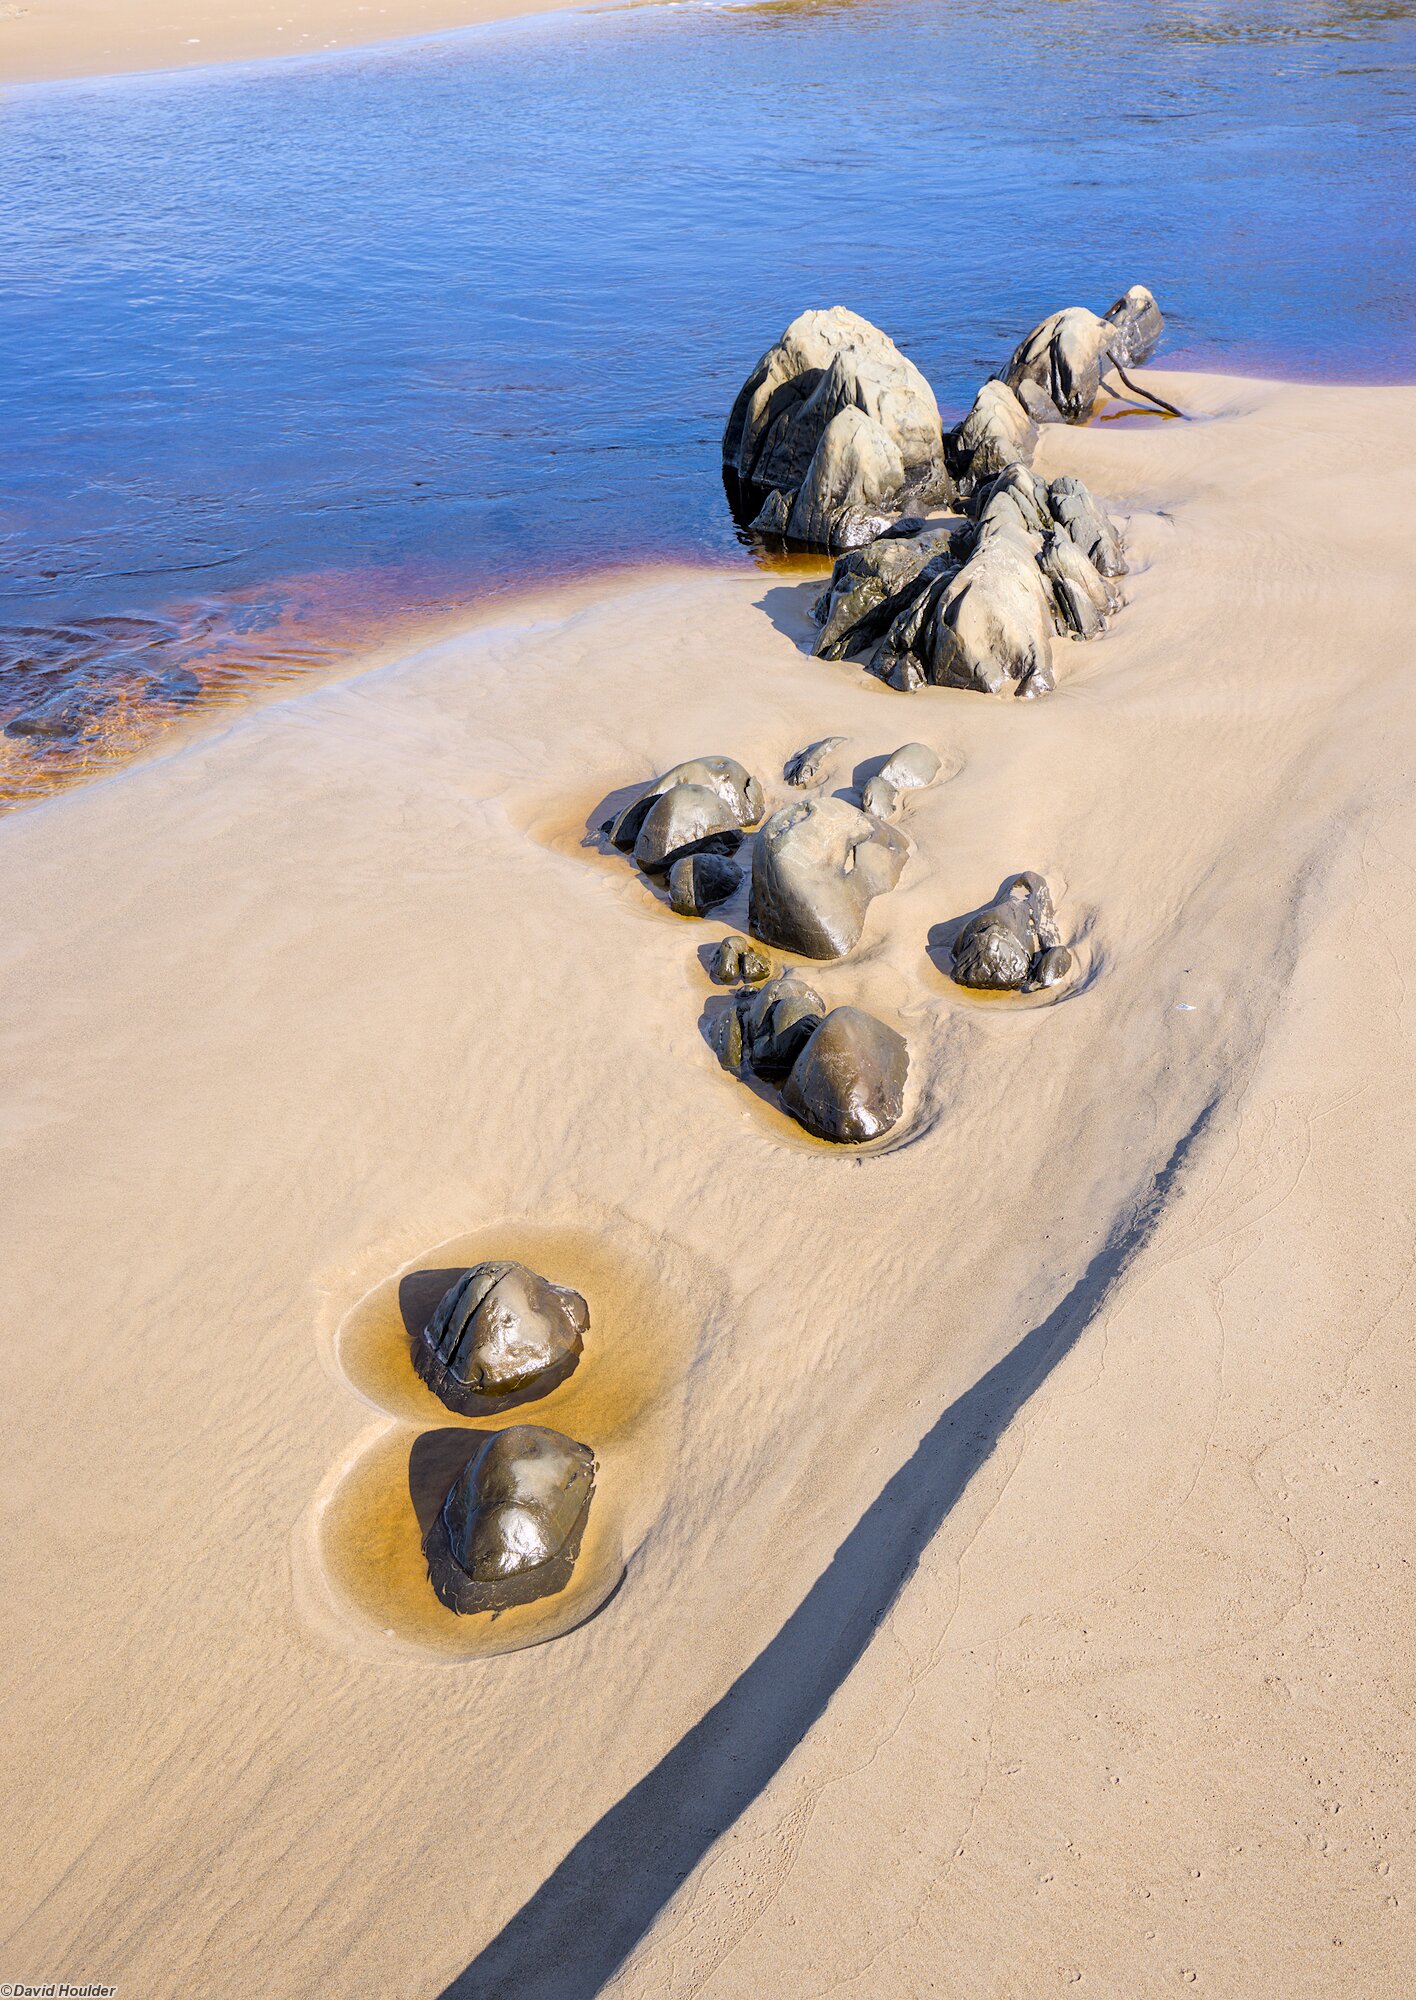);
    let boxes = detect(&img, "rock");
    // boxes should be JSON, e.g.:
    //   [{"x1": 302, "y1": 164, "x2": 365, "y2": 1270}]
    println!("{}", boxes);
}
[
  {"x1": 949, "y1": 378, "x2": 1038, "y2": 482},
  {"x1": 858, "y1": 773, "x2": 899, "y2": 821},
  {"x1": 723, "y1": 307, "x2": 948, "y2": 547},
  {"x1": 1047, "y1": 475, "x2": 1127, "y2": 579},
  {"x1": 951, "y1": 872, "x2": 1070, "y2": 992},
  {"x1": 786, "y1": 406, "x2": 906, "y2": 552},
  {"x1": 723, "y1": 970, "x2": 827, "y2": 1081},
  {"x1": 1002, "y1": 286, "x2": 1164, "y2": 424},
  {"x1": 749, "y1": 488, "x2": 792, "y2": 537},
  {"x1": 784, "y1": 736, "x2": 847, "y2": 787},
  {"x1": 5, "y1": 680, "x2": 118, "y2": 740},
  {"x1": 781, "y1": 1006, "x2": 909, "y2": 1143},
  {"x1": 812, "y1": 528, "x2": 957, "y2": 661},
  {"x1": 669, "y1": 851, "x2": 742, "y2": 916},
  {"x1": 878, "y1": 741, "x2": 942, "y2": 791},
  {"x1": 633, "y1": 783, "x2": 743, "y2": 875},
  {"x1": 711, "y1": 933, "x2": 775, "y2": 985},
  {"x1": 1039, "y1": 530, "x2": 1117, "y2": 639},
  {"x1": 749, "y1": 796, "x2": 908, "y2": 959},
  {"x1": 414, "y1": 1262, "x2": 588, "y2": 1414},
  {"x1": 905, "y1": 524, "x2": 1056, "y2": 697},
  {"x1": 607, "y1": 755, "x2": 763, "y2": 852},
  {"x1": 423, "y1": 1425, "x2": 596, "y2": 1615}
]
